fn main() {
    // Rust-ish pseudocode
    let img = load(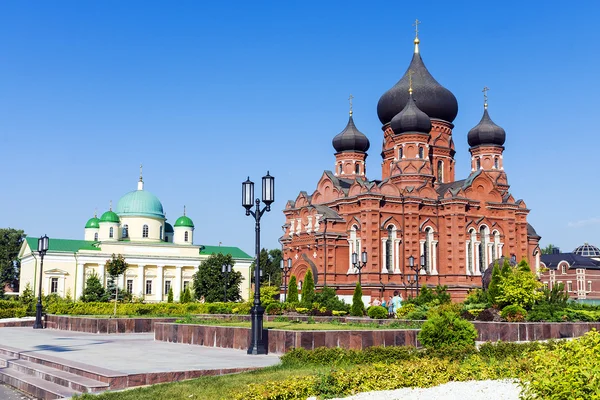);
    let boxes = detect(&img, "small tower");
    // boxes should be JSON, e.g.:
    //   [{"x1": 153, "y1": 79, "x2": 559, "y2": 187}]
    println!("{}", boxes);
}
[
  {"x1": 331, "y1": 95, "x2": 370, "y2": 179},
  {"x1": 164, "y1": 221, "x2": 174, "y2": 242},
  {"x1": 99, "y1": 201, "x2": 120, "y2": 241},
  {"x1": 84, "y1": 210, "x2": 100, "y2": 241},
  {"x1": 467, "y1": 88, "x2": 508, "y2": 188},
  {"x1": 173, "y1": 206, "x2": 194, "y2": 245}
]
